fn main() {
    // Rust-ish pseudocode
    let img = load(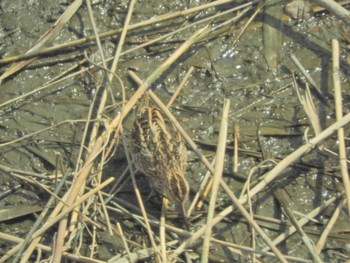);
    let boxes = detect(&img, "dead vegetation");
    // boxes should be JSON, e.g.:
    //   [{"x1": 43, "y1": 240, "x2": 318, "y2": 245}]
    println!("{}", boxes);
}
[{"x1": 0, "y1": 0, "x2": 350, "y2": 262}]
